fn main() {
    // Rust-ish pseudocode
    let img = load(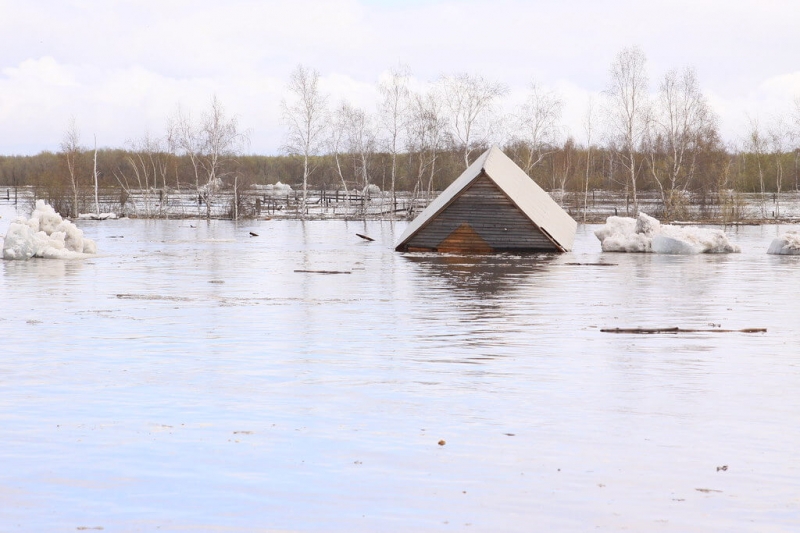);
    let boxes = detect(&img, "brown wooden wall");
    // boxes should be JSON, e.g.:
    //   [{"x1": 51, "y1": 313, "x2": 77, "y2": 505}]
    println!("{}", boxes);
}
[{"x1": 401, "y1": 175, "x2": 557, "y2": 253}]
